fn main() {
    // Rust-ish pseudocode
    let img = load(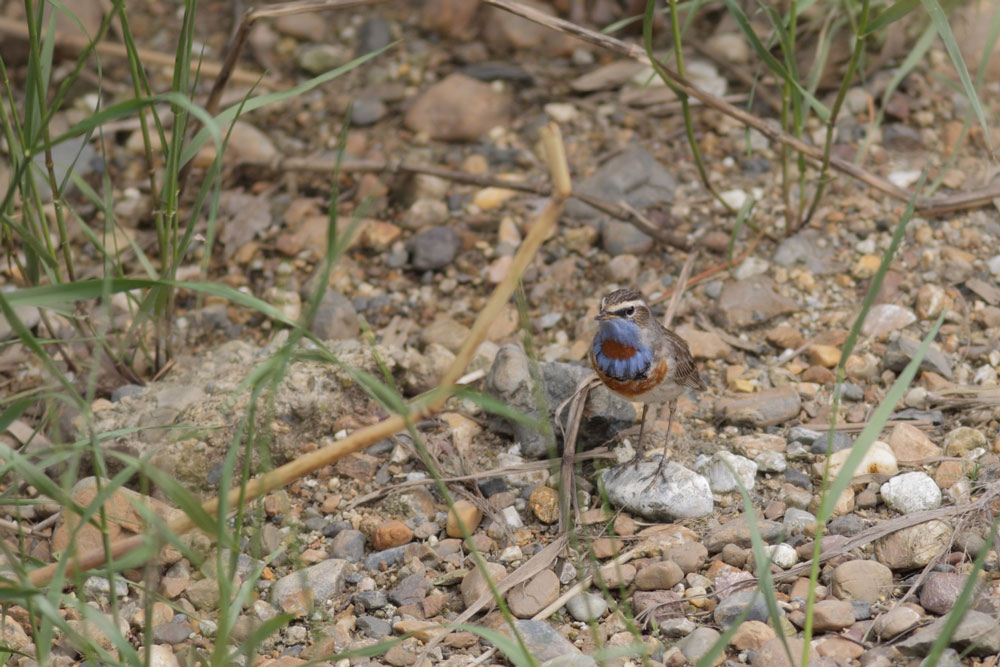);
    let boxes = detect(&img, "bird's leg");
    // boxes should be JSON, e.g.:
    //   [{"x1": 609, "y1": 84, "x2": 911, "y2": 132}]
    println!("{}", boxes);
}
[
  {"x1": 654, "y1": 398, "x2": 678, "y2": 478},
  {"x1": 635, "y1": 403, "x2": 650, "y2": 452}
]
